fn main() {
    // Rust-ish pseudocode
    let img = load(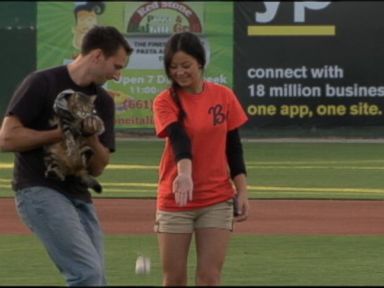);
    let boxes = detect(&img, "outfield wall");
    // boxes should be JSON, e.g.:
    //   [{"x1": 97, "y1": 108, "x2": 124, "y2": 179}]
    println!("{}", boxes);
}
[
  {"x1": 0, "y1": 2, "x2": 36, "y2": 120},
  {"x1": 1, "y1": 2, "x2": 384, "y2": 138}
]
